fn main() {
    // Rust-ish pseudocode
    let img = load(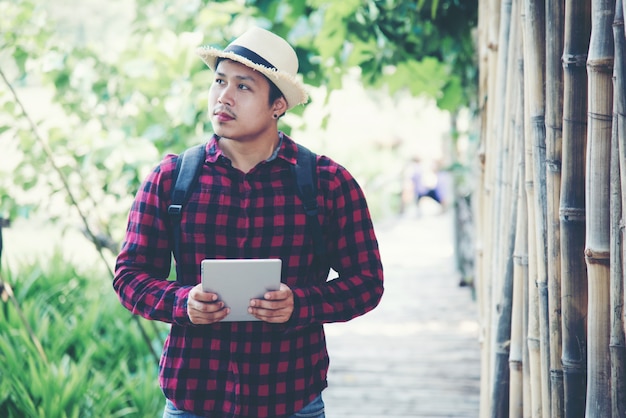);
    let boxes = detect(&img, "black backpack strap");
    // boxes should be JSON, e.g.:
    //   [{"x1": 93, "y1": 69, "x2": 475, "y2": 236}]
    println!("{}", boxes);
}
[
  {"x1": 292, "y1": 144, "x2": 325, "y2": 257},
  {"x1": 168, "y1": 143, "x2": 206, "y2": 278}
]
